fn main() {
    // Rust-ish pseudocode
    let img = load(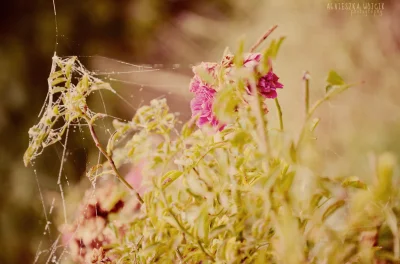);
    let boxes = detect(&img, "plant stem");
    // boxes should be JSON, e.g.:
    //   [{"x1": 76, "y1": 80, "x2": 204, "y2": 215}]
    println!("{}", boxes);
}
[
  {"x1": 250, "y1": 25, "x2": 278, "y2": 52},
  {"x1": 250, "y1": 83, "x2": 270, "y2": 156},
  {"x1": 303, "y1": 71, "x2": 310, "y2": 114},
  {"x1": 274, "y1": 98, "x2": 284, "y2": 131},
  {"x1": 197, "y1": 240, "x2": 215, "y2": 262},
  {"x1": 297, "y1": 83, "x2": 355, "y2": 152},
  {"x1": 175, "y1": 249, "x2": 183, "y2": 263},
  {"x1": 83, "y1": 115, "x2": 144, "y2": 204}
]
